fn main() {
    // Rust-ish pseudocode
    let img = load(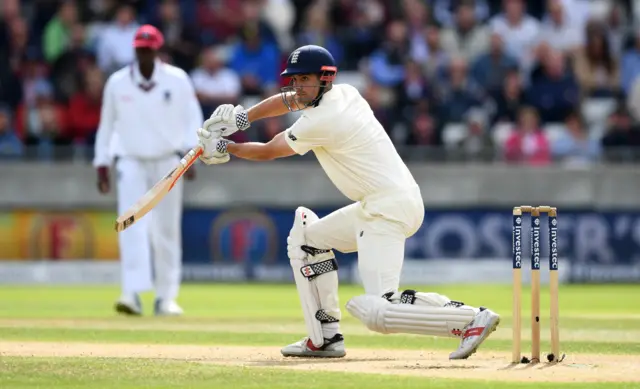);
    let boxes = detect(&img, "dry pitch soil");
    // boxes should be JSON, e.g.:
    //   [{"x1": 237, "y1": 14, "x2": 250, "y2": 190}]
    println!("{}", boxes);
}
[{"x1": 2, "y1": 341, "x2": 639, "y2": 383}]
